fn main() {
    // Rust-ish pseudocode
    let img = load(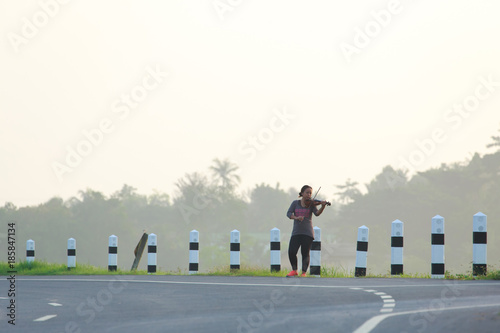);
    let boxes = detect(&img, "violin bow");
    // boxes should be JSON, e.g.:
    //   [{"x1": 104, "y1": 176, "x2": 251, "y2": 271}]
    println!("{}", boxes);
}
[{"x1": 311, "y1": 186, "x2": 321, "y2": 201}]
